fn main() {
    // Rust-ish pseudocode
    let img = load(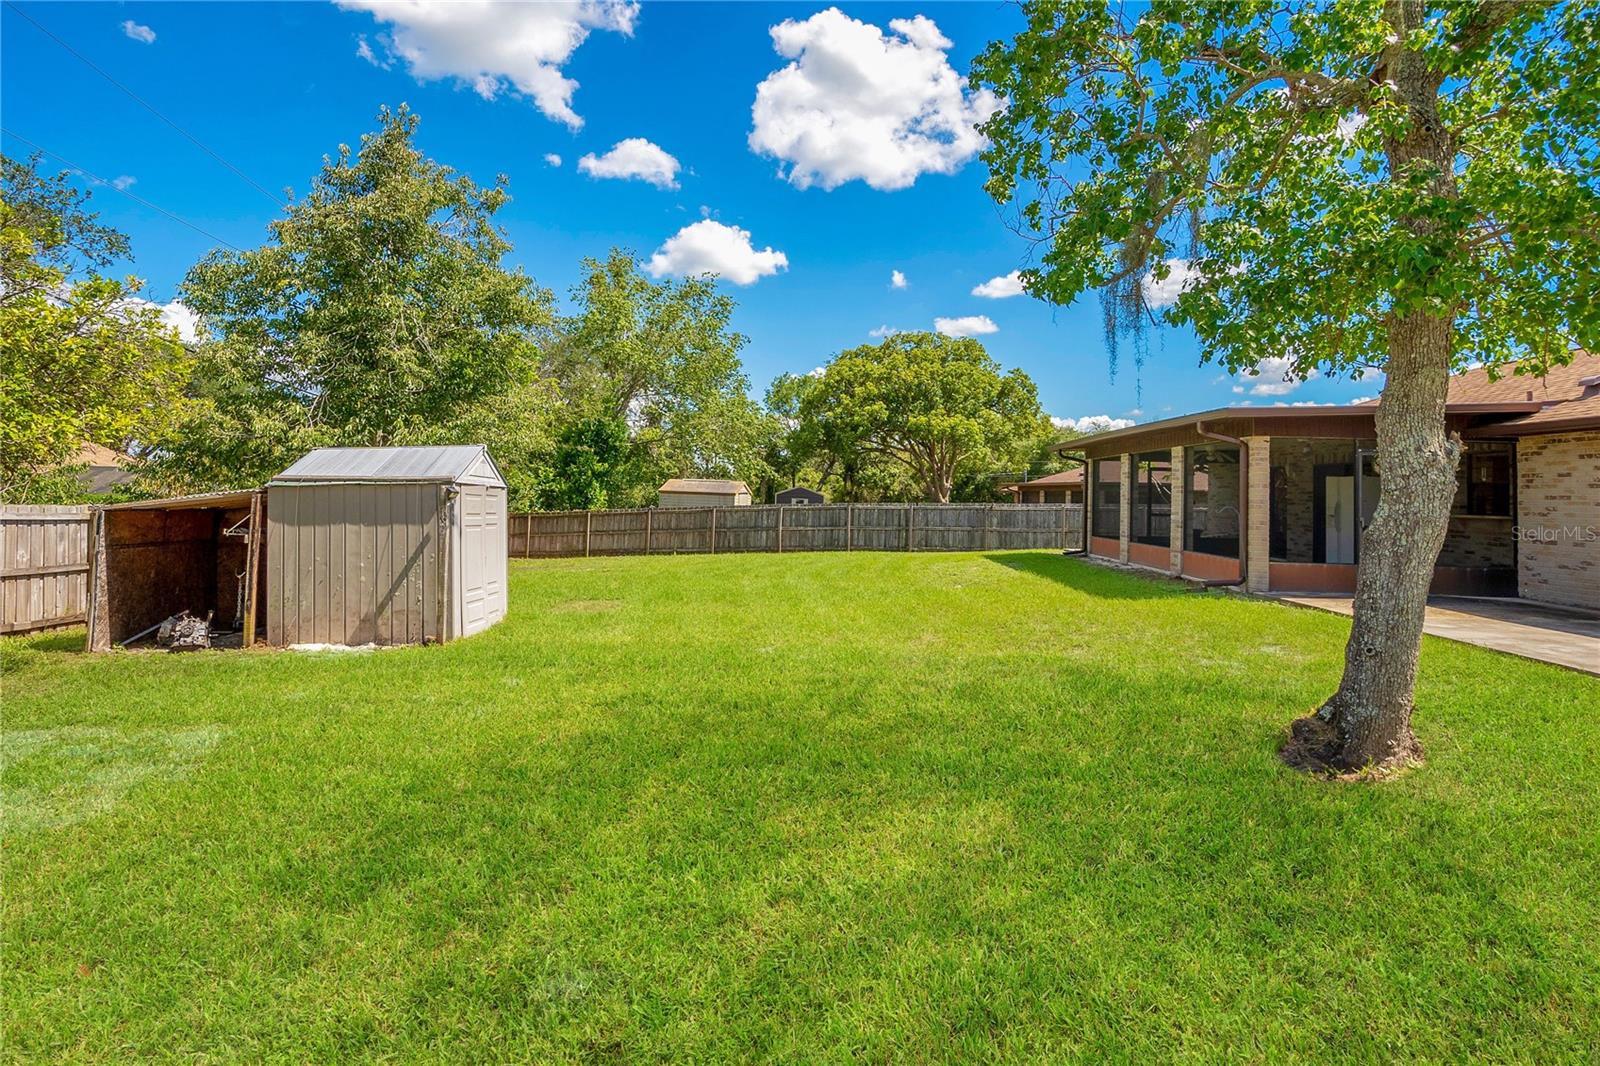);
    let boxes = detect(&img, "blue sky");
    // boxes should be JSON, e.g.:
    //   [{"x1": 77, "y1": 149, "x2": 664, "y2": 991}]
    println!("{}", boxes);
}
[{"x1": 2, "y1": 1, "x2": 1381, "y2": 426}]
